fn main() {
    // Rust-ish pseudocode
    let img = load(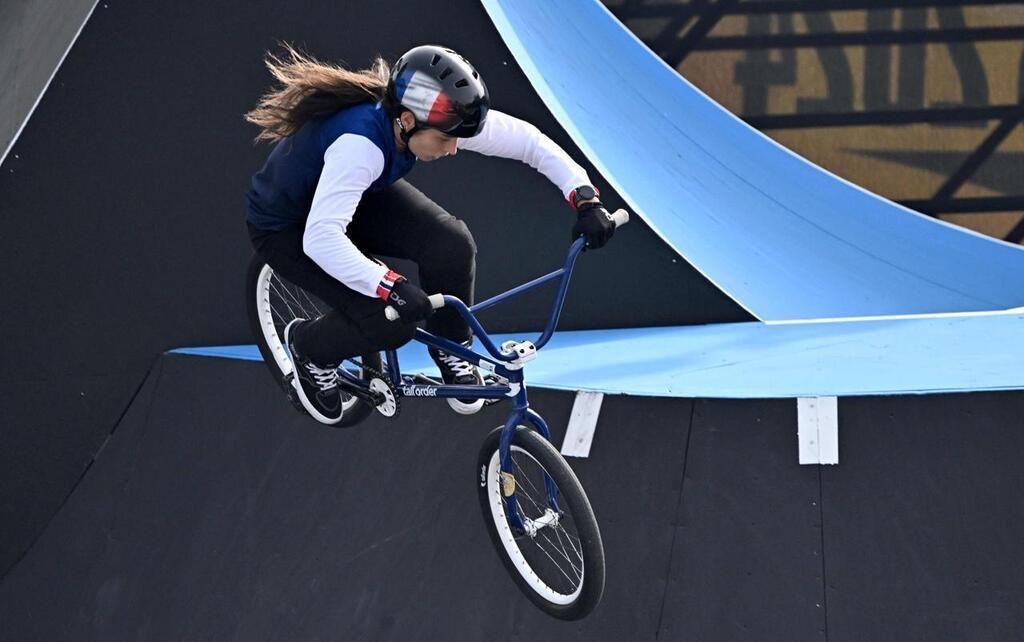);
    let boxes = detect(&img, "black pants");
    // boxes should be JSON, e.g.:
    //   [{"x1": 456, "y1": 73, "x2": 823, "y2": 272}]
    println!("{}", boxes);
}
[{"x1": 249, "y1": 180, "x2": 476, "y2": 364}]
